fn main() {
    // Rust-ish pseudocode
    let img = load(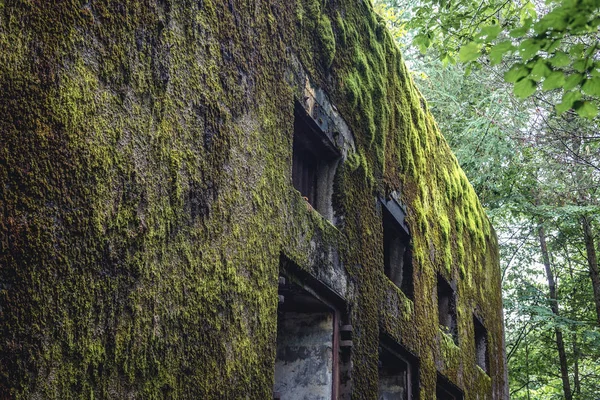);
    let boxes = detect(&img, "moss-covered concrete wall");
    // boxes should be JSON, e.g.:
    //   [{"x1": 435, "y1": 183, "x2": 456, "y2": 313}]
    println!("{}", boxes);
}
[{"x1": 0, "y1": 0, "x2": 507, "y2": 398}]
